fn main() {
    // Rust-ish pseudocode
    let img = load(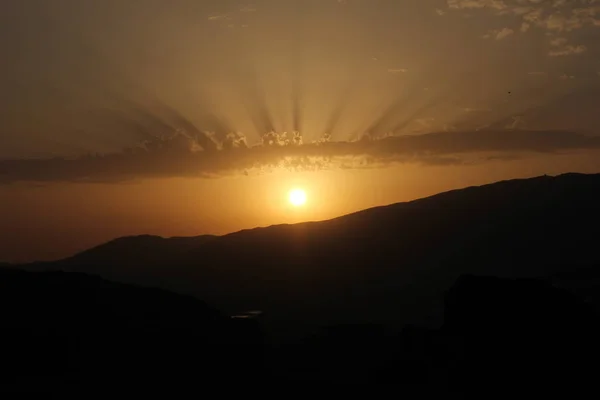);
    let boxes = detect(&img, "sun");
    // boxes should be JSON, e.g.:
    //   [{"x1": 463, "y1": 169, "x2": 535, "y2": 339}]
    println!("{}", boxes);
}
[{"x1": 288, "y1": 188, "x2": 307, "y2": 207}]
